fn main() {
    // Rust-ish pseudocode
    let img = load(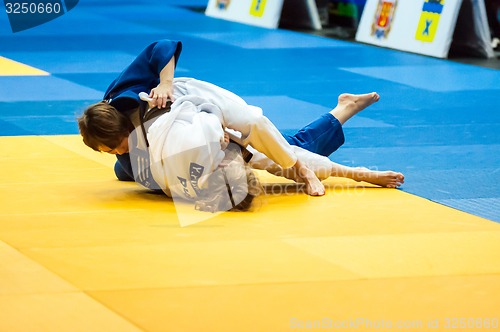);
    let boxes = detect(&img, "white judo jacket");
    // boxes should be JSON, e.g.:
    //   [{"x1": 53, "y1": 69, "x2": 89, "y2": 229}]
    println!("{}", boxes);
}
[{"x1": 147, "y1": 95, "x2": 226, "y2": 200}]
